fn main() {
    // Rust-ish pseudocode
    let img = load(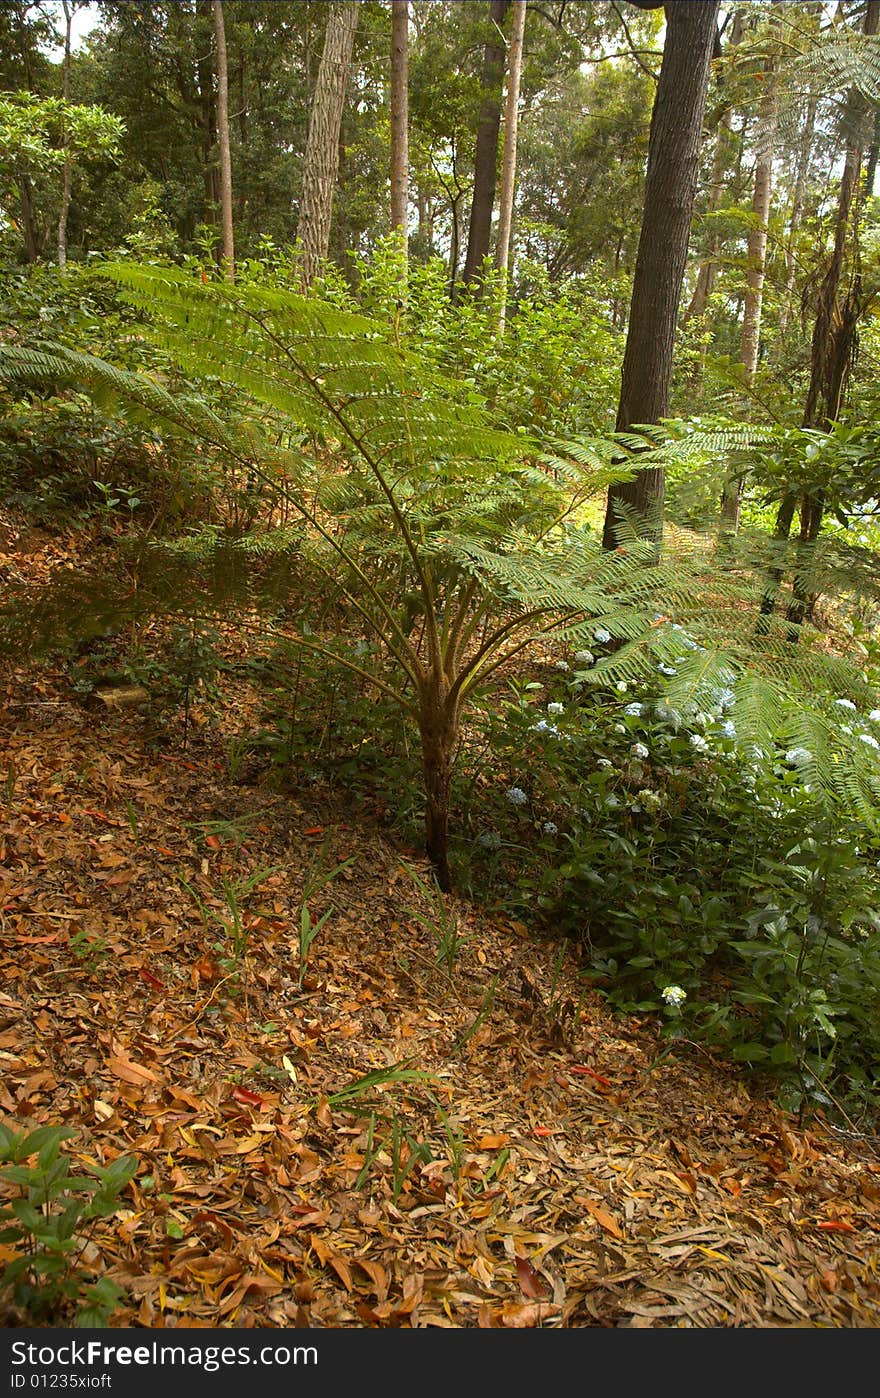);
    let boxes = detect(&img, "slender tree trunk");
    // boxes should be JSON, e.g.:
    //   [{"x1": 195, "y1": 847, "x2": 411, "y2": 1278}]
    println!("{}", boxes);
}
[
  {"x1": 722, "y1": 67, "x2": 777, "y2": 532},
  {"x1": 56, "y1": 0, "x2": 73, "y2": 268},
  {"x1": 390, "y1": 0, "x2": 409, "y2": 249},
  {"x1": 296, "y1": 1, "x2": 359, "y2": 288},
  {"x1": 740, "y1": 82, "x2": 776, "y2": 381},
  {"x1": 602, "y1": 1, "x2": 719, "y2": 554},
  {"x1": 195, "y1": 0, "x2": 218, "y2": 229},
  {"x1": 802, "y1": 4, "x2": 879, "y2": 434},
  {"x1": 494, "y1": 0, "x2": 525, "y2": 333},
  {"x1": 782, "y1": 2, "x2": 879, "y2": 633},
  {"x1": 18, "y1": 177, "x2": 40, "y2": 263},
  {"x1": 462, "y1": 0, "x2": 510, "y2": 287},
  {"x1": 213, "y1": 0, "x2": 235, "y2": 281},
  {"x1": 777, "y1": 94, "x2": 817, "y2": 342}
]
